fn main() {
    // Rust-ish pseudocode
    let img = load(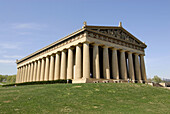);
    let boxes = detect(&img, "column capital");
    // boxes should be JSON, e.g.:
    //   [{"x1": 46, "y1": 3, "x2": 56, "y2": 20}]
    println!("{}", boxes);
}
[
  {"x1": 111, "y1": 47, "x2": 118, "y2": 50},
  {"x1": 119, "y1": 49, "x2": 126, "y2": 52},
  {"x1": 134, "y1": 53, "x2": 140, "y2": 56},
  {"x1": 46, "y1": 55, "x2": 50, "y2": 58},
  {"x1": 127, "y1": 51, "x2": 133, "y2": 54},
  {"x1": 102, "y1": 45, "x2": 109, "y2": 48},
  {"x1": 51, "y1": 53, "x2": 56, "y2": 56},
  {"x1": 56, "y1": 51, "x2": 61, "y2": 54},
  {"x1": 76, "y1": 43, "x2": 82, "y2": 47},
  {"x1": 61, "y1": 49, "x2": 67, "y2": 52},
  {"x1": 68, "y1": 46, "x2": 75, "y2": 50},
  {"x1": 42, "y1": 57, "x2": 46, "y2": 59},
  {"x1": 83, "y1": 41, "x2": 90, "y2": 44},
  {"x1": 139, "y1": 54, "x2": 145, "y2": 57},
  {"x1": 92, "y1": 43, "x2": 100, "y2": 46}
]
